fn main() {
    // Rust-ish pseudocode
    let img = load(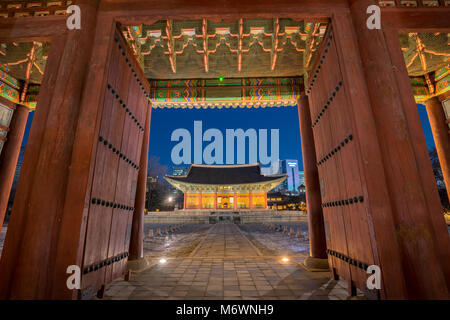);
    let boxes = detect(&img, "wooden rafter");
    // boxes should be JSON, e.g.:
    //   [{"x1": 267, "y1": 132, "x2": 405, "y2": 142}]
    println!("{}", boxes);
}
[
  {"x1": 164, "y1": 19, "x2": 176, "y2": 73},
  {"x1": 406, "y1": 52, "x2": 419, "y2": 68},
  {"x1": 238, "y1": 18, "x2": 243, "y2": 72},
  {"x1": 126, "y1": 26, "x2": 139, "y2": 57},
  {"x1": 270, "y1": 18, "x2": 280, "y2": 71},
  {"x1": 304, "y1": 22, "x2": 319, "y2": 69},
  {"x1": 406, "y1": 33, "x2": 449, "y2": 77},
  {"x1": 202, "y1": 18, "x2": 208, "y2": 72},
  {"x1": 424, "y1": 72, "x2": 435, "y2": 95},
  {"x1": 20, "y1": 42, "x2": 37, "y2": 104},
  {"x1": 414, "y1": 33, "x2": 428, "y2": 72}
]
